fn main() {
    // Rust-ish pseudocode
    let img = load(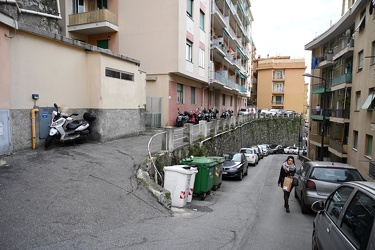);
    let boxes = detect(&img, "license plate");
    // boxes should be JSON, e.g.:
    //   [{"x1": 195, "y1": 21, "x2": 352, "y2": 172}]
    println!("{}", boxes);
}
[{"x1": 223, "y1": 171, "x2": 227, "y2": 174}]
